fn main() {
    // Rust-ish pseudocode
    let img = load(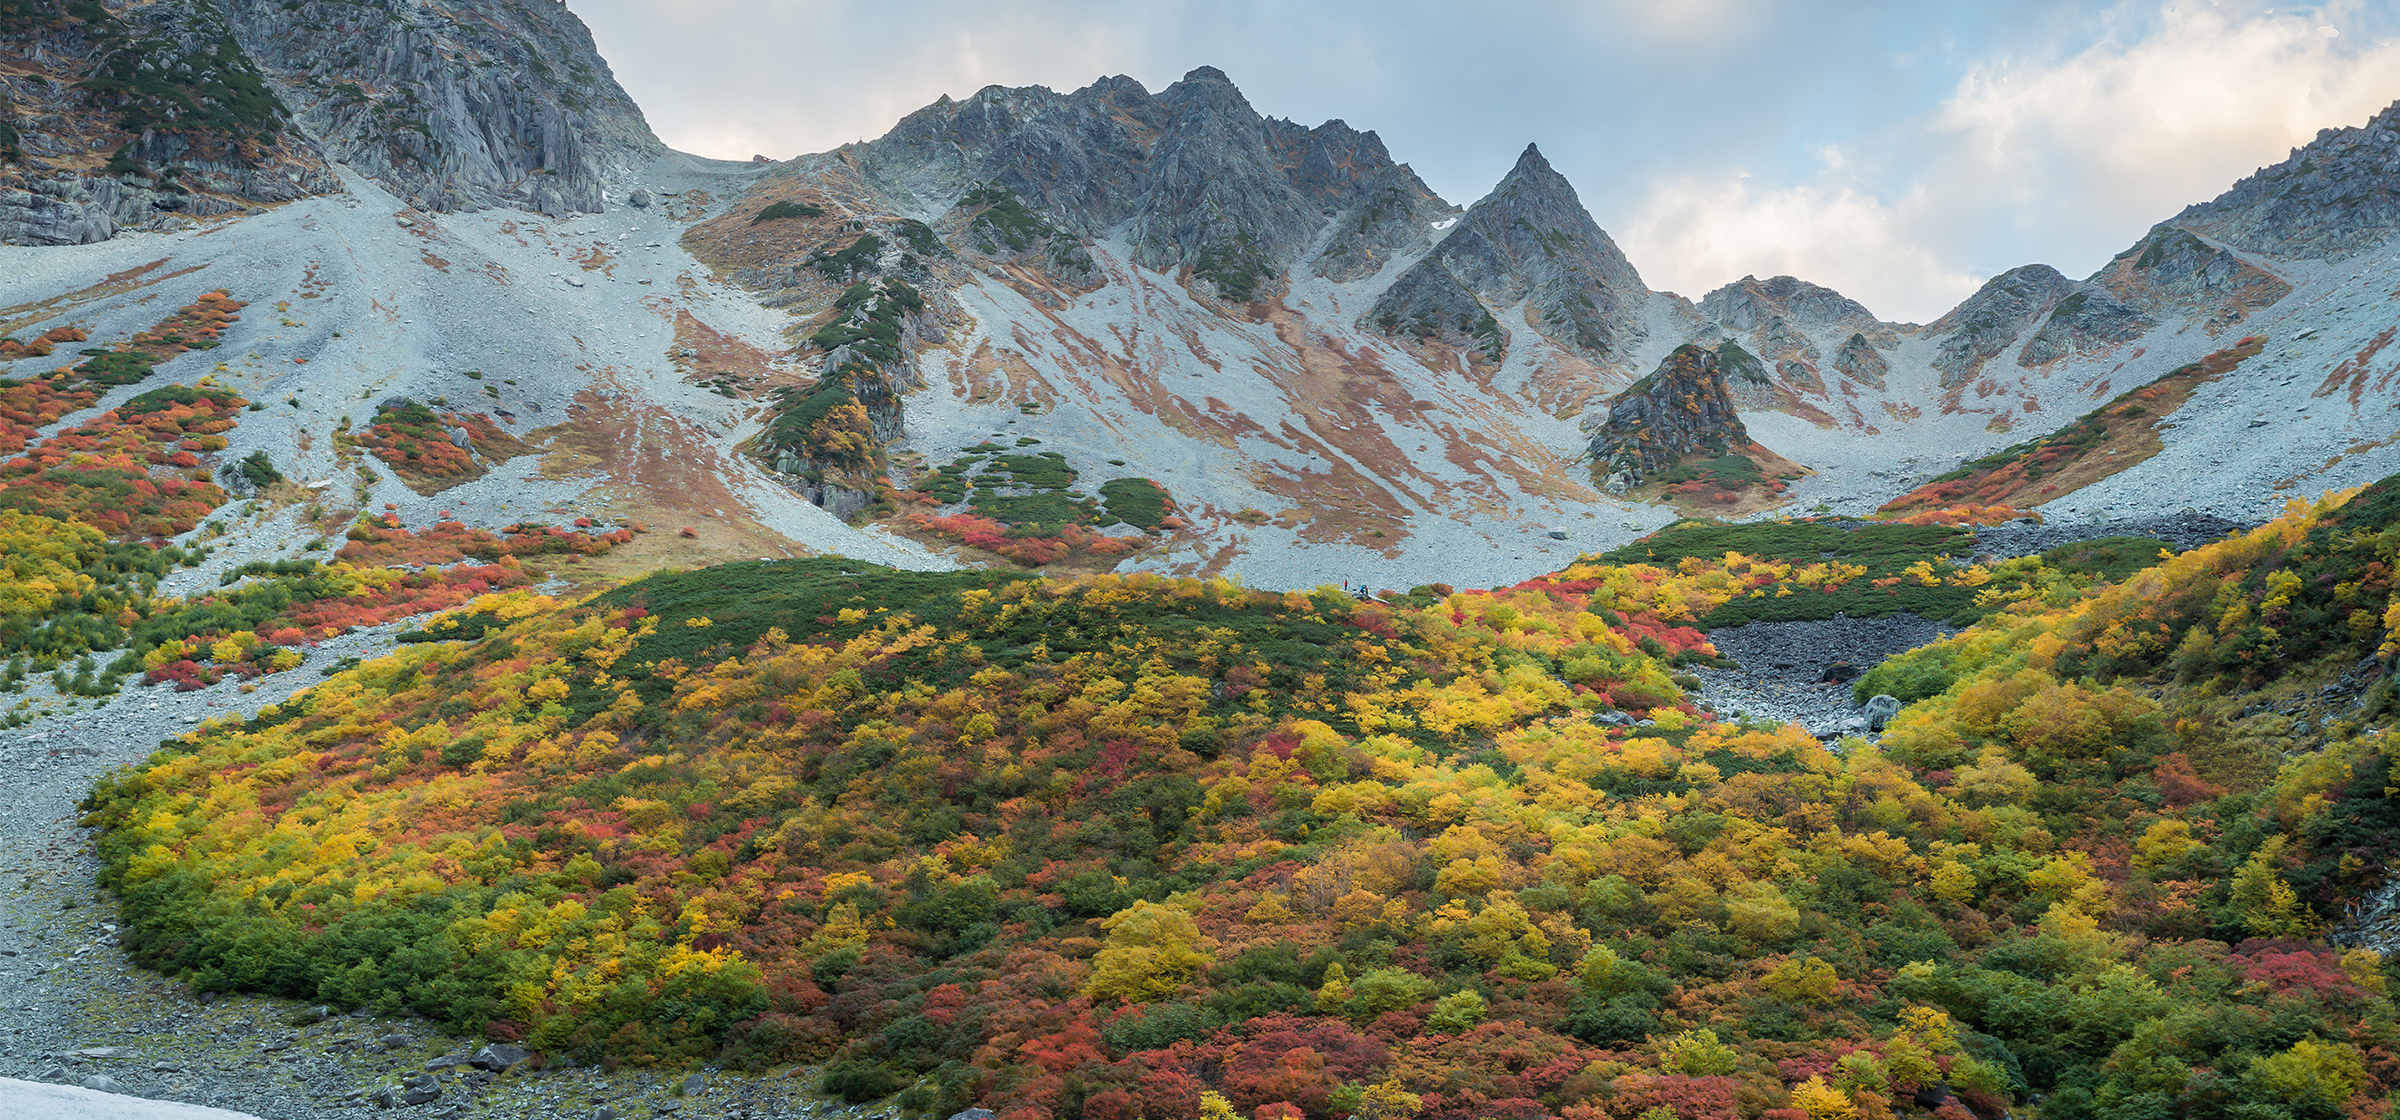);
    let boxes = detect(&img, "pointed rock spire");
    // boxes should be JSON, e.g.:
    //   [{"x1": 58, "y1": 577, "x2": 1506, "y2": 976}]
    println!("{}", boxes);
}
[{"x1": 1364, "y1": 140, "x2": 1649, "y2": 366}]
